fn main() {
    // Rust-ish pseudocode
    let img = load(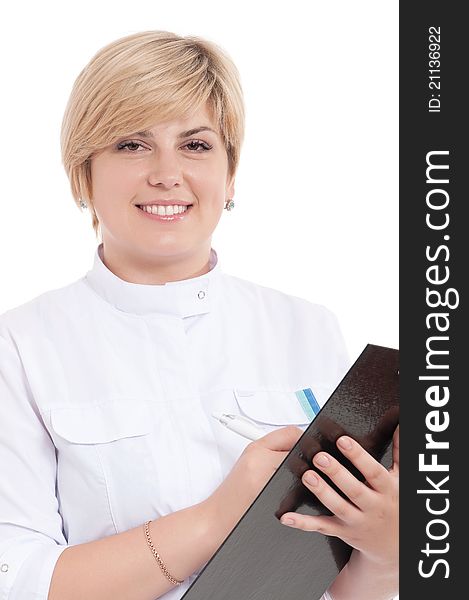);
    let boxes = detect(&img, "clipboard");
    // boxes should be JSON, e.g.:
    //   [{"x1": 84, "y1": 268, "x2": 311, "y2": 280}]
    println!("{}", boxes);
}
[{"x1": 182, "y1": 344, "x2": 399, "y2": 600}]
